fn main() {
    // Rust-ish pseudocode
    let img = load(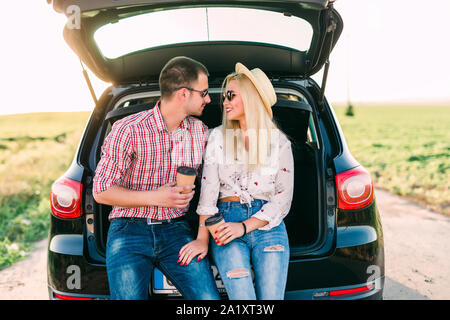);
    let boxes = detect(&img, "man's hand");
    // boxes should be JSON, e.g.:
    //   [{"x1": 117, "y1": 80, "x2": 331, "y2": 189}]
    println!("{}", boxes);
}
[{"x1": 154, "y1": 182, "x2": 195, "y2": 208}]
